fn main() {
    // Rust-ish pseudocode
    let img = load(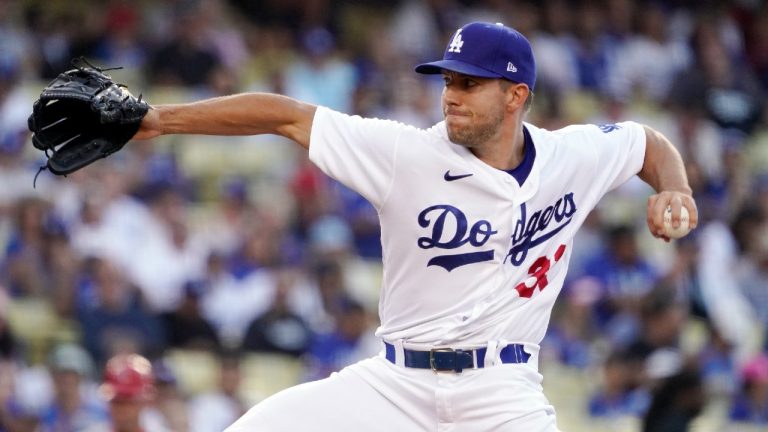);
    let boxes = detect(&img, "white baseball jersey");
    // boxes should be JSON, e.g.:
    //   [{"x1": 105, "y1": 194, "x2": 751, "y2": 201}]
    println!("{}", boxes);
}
[
  {"x1": 309, "y1": 107, "x2": 646, "y2": 349},
  {"x1": 226, "y1": 109, "x2": 646, "y2": 432}
]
